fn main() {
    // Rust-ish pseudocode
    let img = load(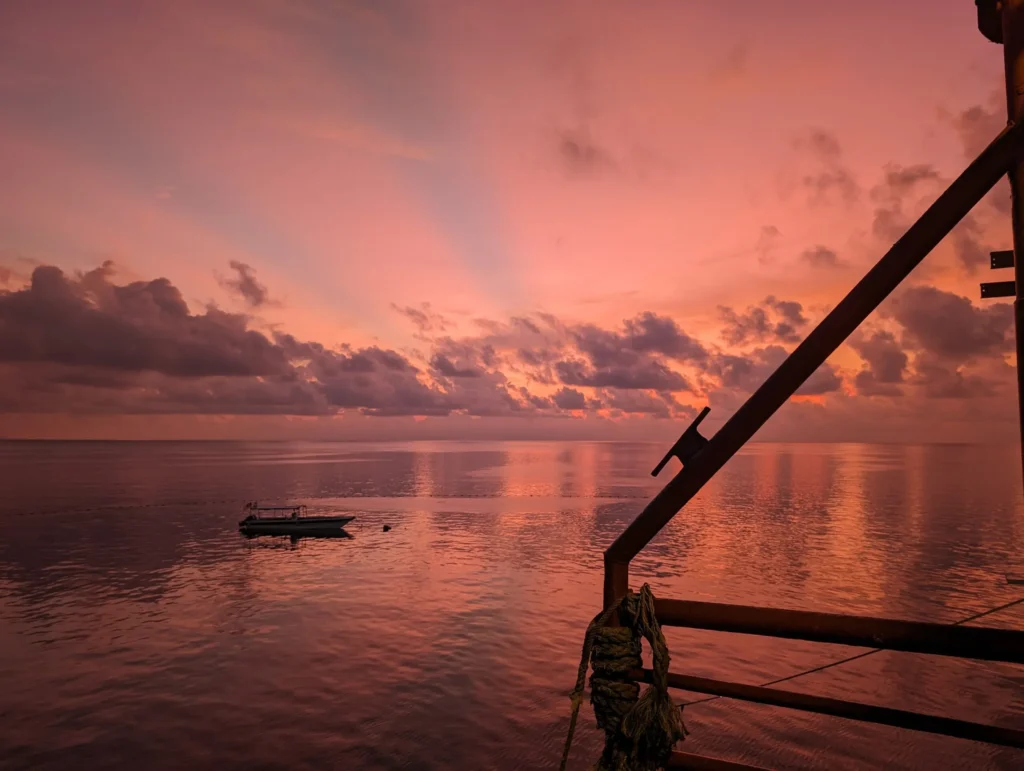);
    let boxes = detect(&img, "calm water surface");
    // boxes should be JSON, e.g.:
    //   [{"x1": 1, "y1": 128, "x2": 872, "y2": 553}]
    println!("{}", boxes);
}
[{"x1": 1, "y1": 440, "x2": 1023, "y2": 770}]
